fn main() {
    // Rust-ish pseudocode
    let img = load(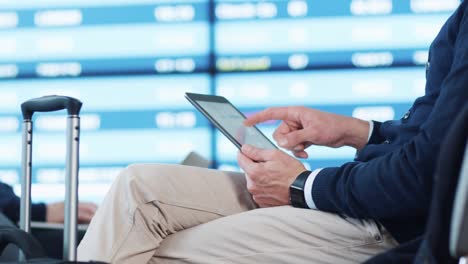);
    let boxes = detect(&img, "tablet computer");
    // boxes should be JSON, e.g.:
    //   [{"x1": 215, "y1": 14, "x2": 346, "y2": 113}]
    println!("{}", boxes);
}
[{"x1": 185, "y1": 92, "x2": 277, "y2": 150}]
